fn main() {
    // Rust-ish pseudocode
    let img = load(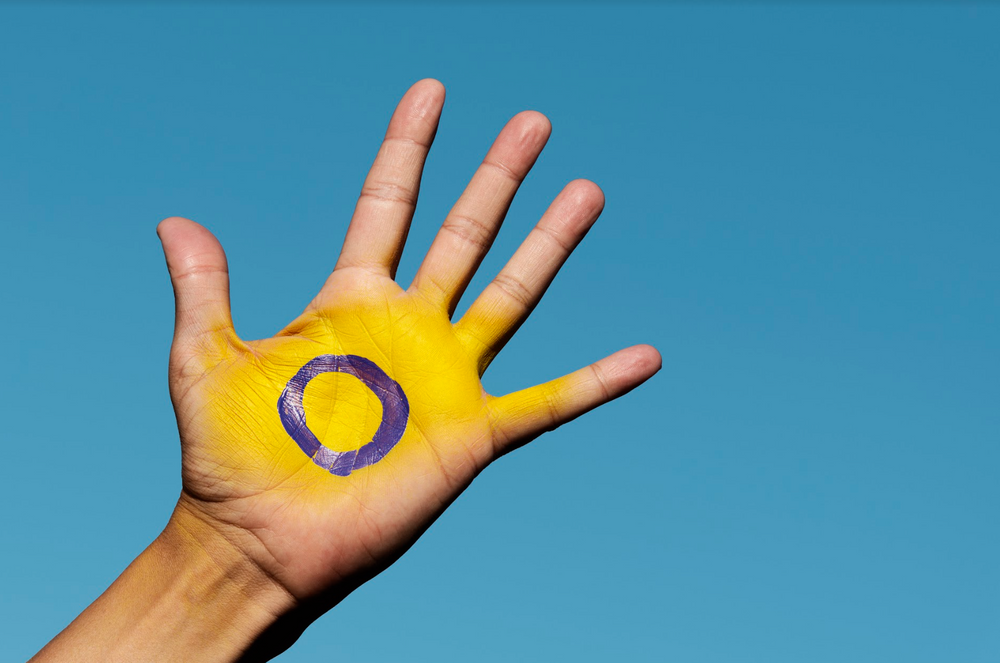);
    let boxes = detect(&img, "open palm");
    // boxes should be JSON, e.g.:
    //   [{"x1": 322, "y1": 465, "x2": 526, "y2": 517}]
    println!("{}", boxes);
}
[{"x1": 157, "y1": 80, "x2": 660, "y2": 606}]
